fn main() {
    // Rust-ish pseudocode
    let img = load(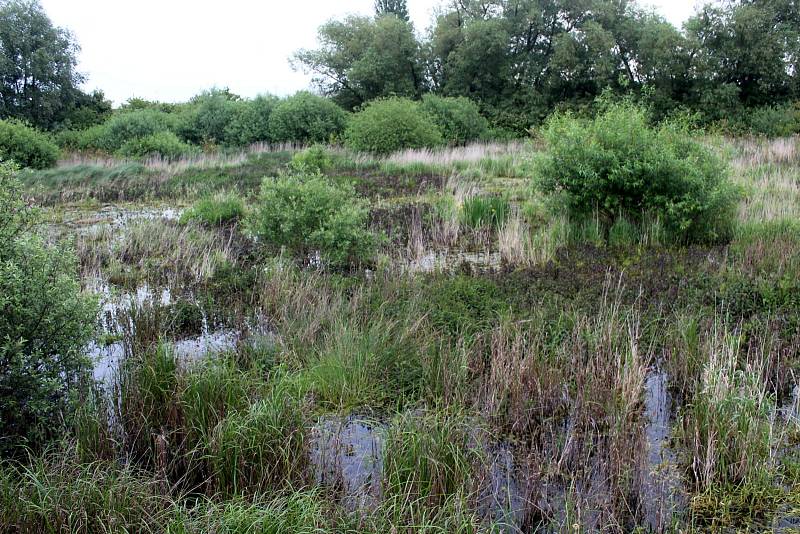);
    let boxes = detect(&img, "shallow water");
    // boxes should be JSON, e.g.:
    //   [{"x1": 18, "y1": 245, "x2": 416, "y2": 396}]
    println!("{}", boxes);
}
[
  {"x1": 404, "y1": 250, "x2": 502, "y2": 273},
  {"x1": 309, "y1": 416, "x2": 384, "y2": 511},
  {"x1": 640, "y1": 369, "x2": 686, "y2": 532}
]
